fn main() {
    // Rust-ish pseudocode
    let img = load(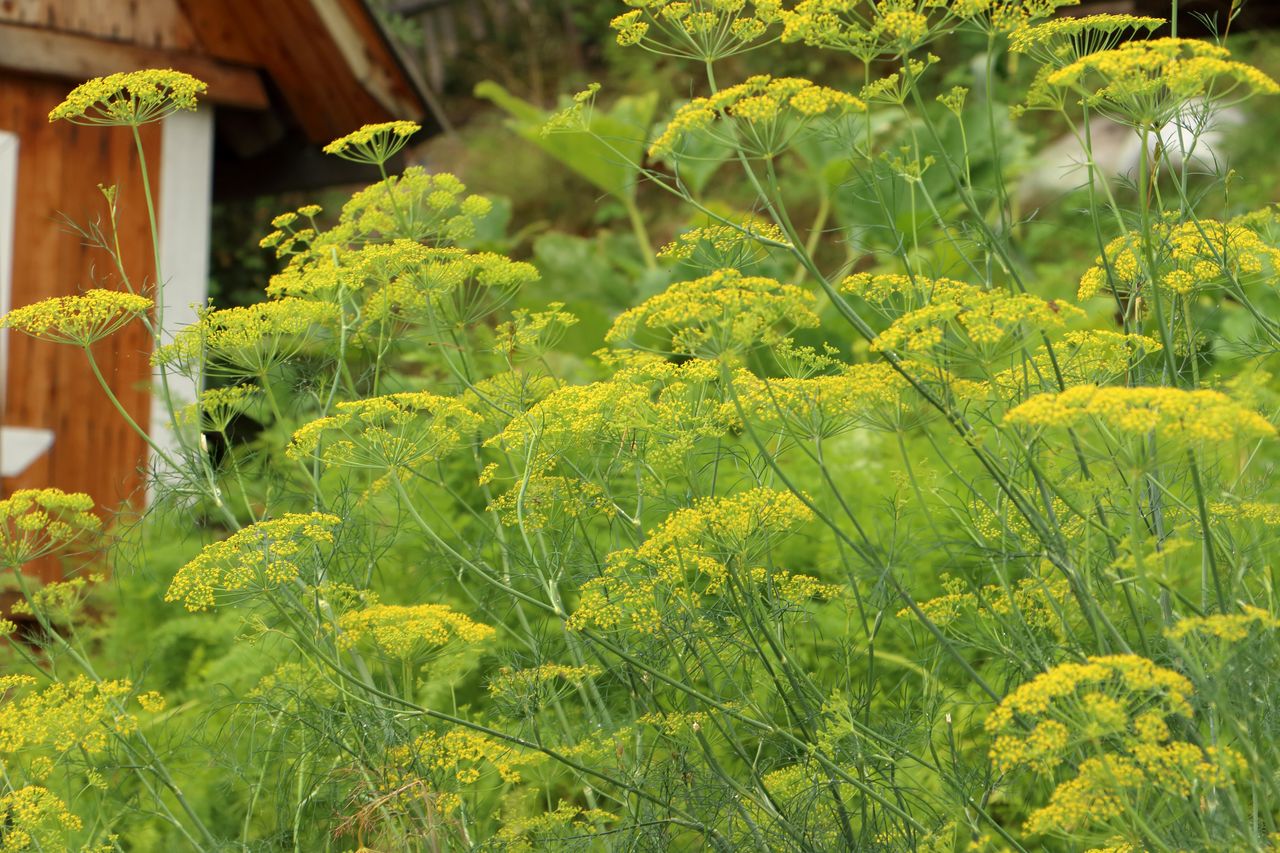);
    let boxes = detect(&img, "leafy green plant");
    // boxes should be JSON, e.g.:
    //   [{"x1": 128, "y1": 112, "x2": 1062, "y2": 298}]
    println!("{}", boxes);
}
[{"x1": 4, "y1": 4, "x2": 1280, "y2": 851}]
